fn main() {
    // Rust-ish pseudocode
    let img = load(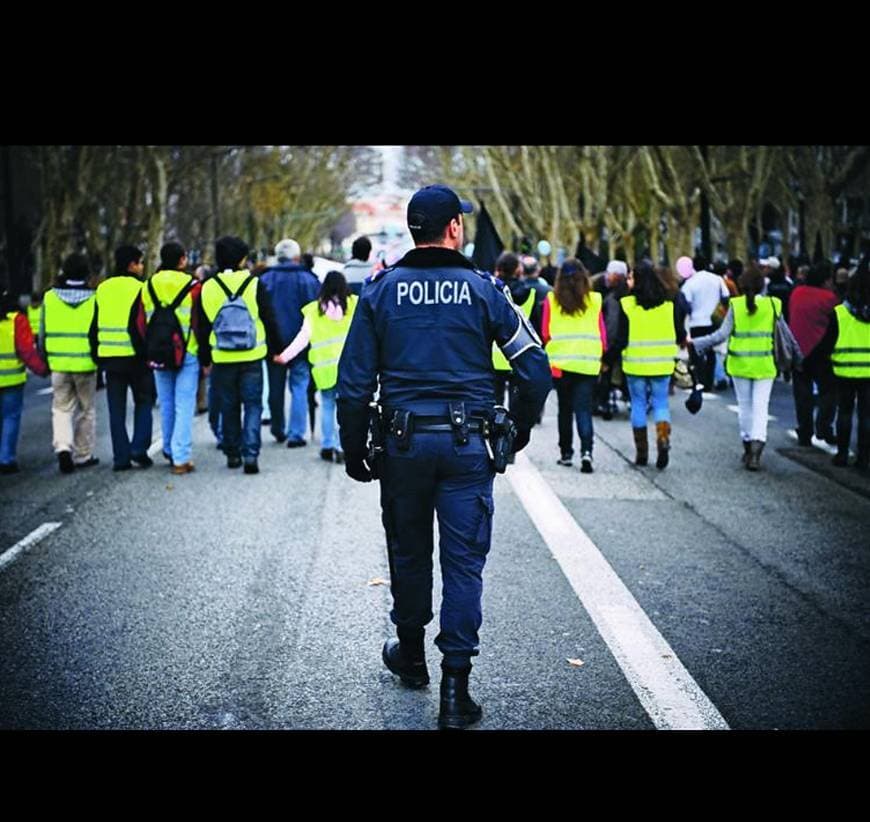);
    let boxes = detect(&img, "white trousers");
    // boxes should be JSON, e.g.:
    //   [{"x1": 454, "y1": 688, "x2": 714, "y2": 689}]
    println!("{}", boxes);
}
[{"x1": 732, "y1": 376, "x2": 774, "y2": 442}]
